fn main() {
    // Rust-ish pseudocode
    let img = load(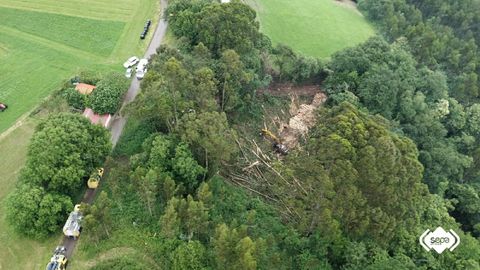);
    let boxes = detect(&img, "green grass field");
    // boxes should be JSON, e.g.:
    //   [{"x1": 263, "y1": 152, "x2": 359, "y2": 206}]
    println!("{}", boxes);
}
[
  {"x1": 0, "y1": 0, "x2": 160, "y2": 268},
  {"x1": 0, "y1": 0, "x2": 160, "y2": 133},
  {"x1": 245, "y1": 0, "x2": 375, "y2": 58}
]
